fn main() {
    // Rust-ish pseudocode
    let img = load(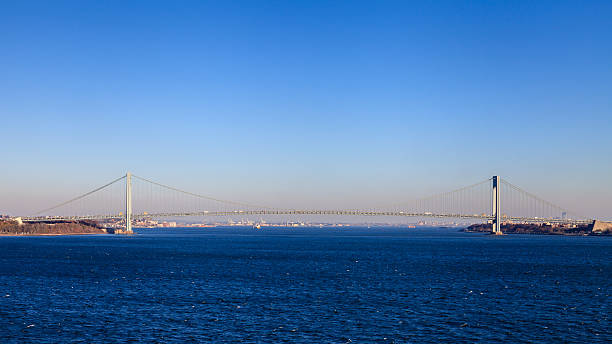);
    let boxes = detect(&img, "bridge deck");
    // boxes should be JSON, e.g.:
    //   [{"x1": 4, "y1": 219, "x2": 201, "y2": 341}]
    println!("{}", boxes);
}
[{"x1": 21, "y1": 210, "x2": 593, "y2": 225}]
